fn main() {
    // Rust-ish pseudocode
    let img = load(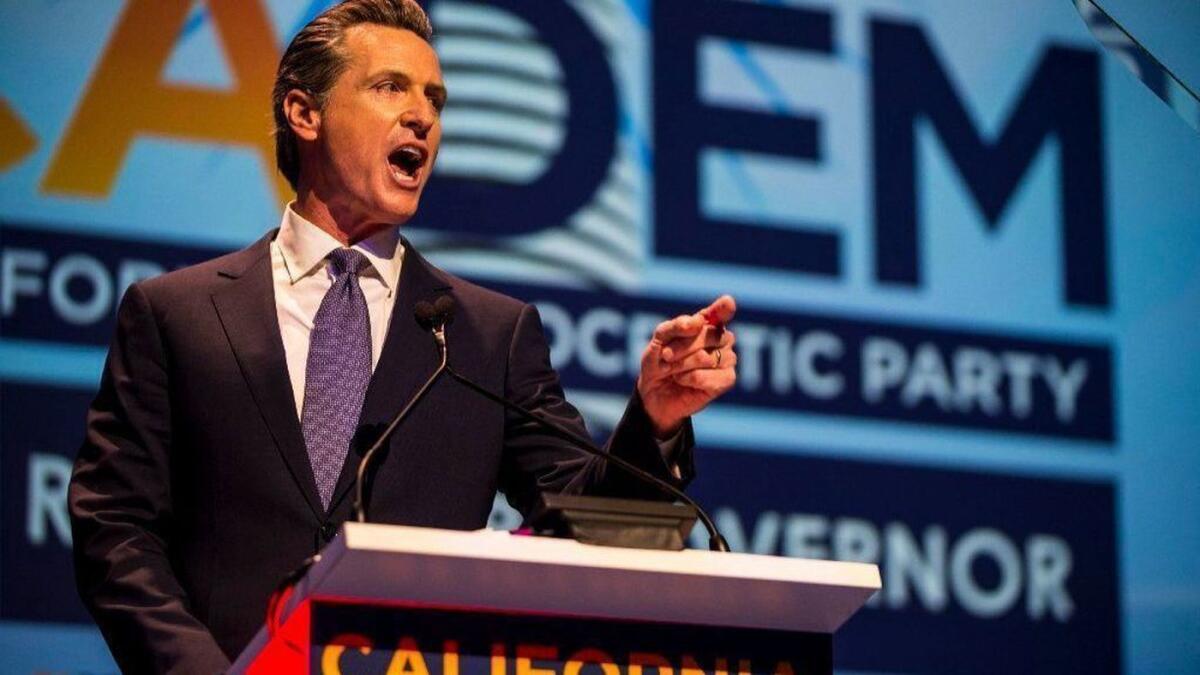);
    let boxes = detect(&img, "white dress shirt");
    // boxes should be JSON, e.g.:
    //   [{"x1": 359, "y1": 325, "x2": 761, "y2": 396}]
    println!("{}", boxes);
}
[{"x1": 272, "y1": 204, "x2": 404, "y2": 417}]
